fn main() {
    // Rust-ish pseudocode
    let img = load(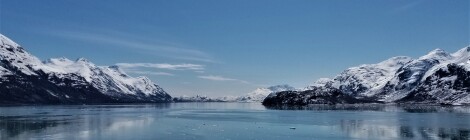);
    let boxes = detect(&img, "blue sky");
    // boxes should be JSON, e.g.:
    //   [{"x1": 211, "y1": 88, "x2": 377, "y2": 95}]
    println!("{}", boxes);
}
[{"x1": 0, "y1": 0, "x2": 468, "y2": 96}]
